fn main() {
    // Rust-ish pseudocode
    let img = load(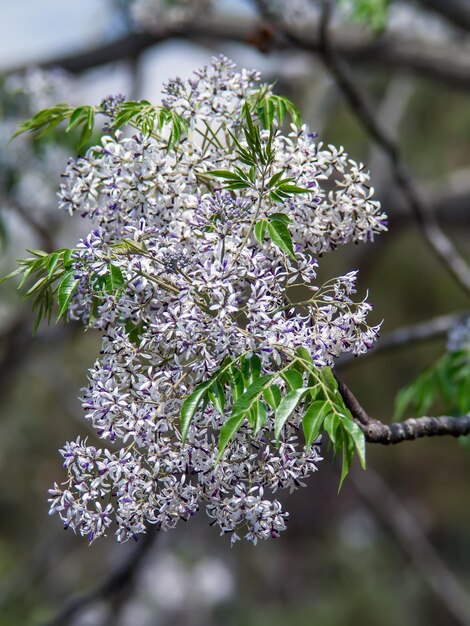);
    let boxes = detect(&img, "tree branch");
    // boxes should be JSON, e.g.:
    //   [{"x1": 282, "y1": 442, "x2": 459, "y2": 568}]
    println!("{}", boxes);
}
[
  {"x1": 312, "y1": 1, "x2": 470, "y2": 296},
  {"x1": 5, "y1": 15, "x2": 470, "y2": 91},
  {"x1": 334, "y1": 372, "x2": 470, "y2": 444},
  {"x1": 38, "y1": 530, "x2": 157, "y2": 626},
  {"x1": 338, "y1": 311, "x2": 468, "y2": 367},
  {"x1": 417, "y1": 0, "x2": 470, "y2": 32}
]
